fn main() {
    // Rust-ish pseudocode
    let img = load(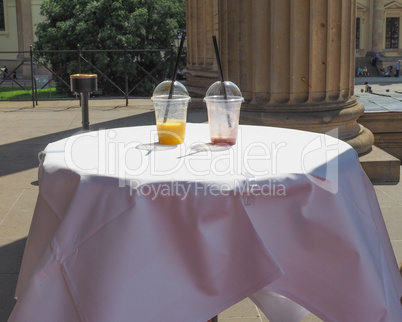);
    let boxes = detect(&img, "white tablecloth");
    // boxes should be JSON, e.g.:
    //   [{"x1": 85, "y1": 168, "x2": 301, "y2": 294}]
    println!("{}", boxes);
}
[{"x1": 10, "y1": 124, "x2": 402, "y2": 321}]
